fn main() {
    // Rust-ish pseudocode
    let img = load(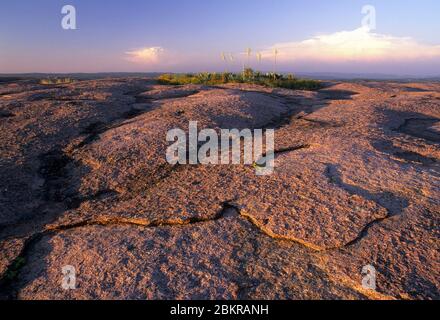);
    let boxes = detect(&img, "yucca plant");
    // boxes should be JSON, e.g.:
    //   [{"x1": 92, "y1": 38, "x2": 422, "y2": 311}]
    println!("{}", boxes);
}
[
  {"x1": 246, "y1": 48, "x2": 252, "y2": 68},
  {"x1": 221, "y1": 52, "x2": 228, "y2": 73},
  {"x1": 243, "y1": 68, "x2": 254, "y2": 81},
  {"x1": 221, "y1": 72, "x2": 232, "y2": 83},
  {"x1": 196, "y1": 72, "x2": 210, "y2": 82}
]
